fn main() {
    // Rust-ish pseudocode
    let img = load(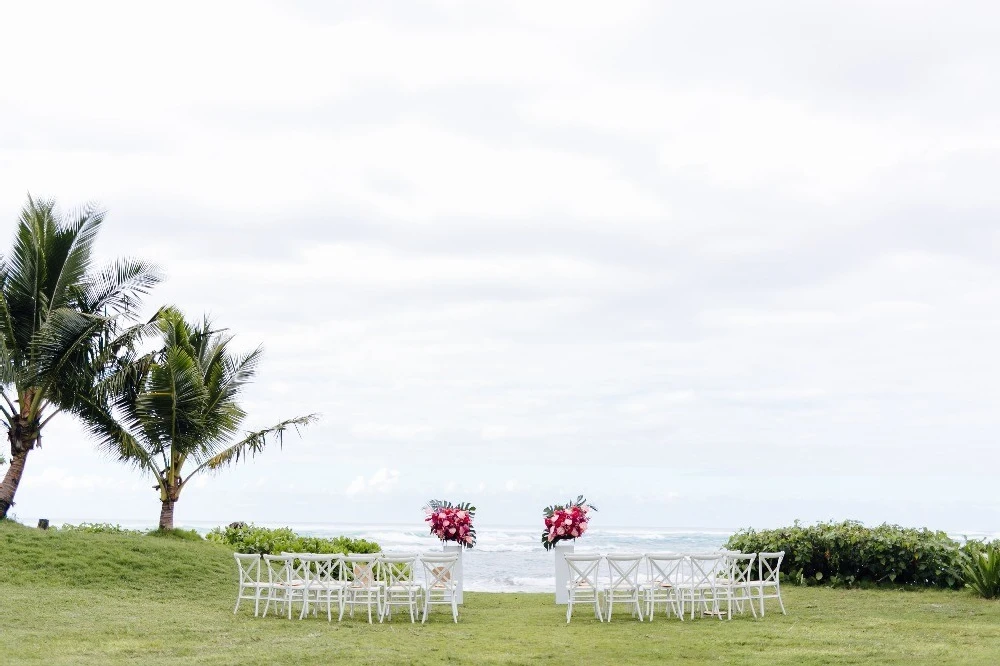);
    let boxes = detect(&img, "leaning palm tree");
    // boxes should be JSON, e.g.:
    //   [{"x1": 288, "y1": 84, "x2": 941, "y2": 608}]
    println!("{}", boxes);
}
[
  {"x1": 0, "y1": 196, "x2": 160, "y2": 519},
  {"x1": 80, "y1": 307, "x2": 317, "y2": 530}
]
